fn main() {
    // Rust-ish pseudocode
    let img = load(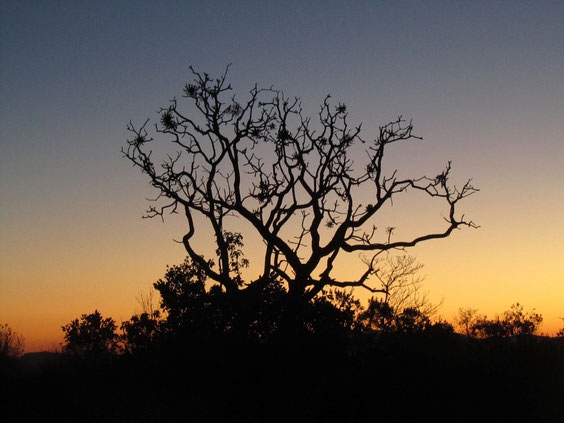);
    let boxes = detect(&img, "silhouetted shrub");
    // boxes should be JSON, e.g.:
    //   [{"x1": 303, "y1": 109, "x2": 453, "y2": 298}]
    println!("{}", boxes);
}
[
  {"x1": 61, "y1": 310, "x2": 120, "y2": 358},
  {"x1": 150, "y1": 258, "x2": 365, "y2": 348},
  {"x1": 470, "y1": 303, "x2": 543, "y2": 339},
  {"x1": 0, "y1": 323, "x2": 25, "y2": 358},
  {"x1": 356, "y1": 298, "x2": 448, "y2": 336},
  {"x1": 121, "y1": 311, "x2": 161, "y2": 353}
]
